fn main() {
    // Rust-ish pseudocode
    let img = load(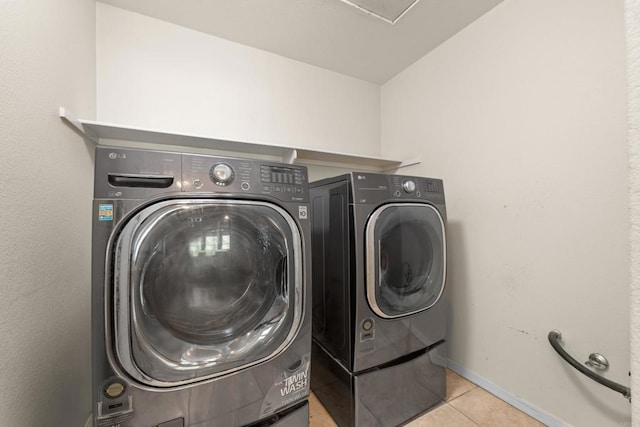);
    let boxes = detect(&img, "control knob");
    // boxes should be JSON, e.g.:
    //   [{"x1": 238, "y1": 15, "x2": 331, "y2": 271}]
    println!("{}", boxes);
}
[
  {"x1": 210, "y1": 163, "x2": 234, "y2": 186},
  {"x1": 402, "y1": 180, "x2": 416, "y2": 193}
]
